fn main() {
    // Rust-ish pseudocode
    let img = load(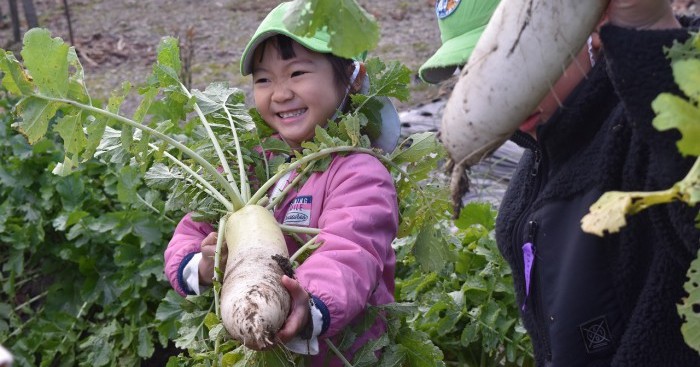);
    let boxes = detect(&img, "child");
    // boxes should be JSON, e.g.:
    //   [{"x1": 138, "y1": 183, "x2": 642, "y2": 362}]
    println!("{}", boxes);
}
[
  {"x1": 423, "y1": 0, "x2": 700, "y2": 365},
  {"x1": 164, "y1": 2, "x2": 400, "y2": 365}
]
